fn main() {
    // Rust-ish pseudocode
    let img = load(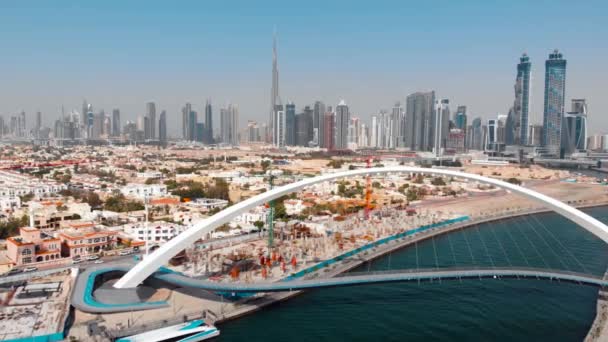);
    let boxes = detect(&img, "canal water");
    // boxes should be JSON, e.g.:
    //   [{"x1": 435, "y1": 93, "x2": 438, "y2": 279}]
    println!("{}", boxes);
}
[{"x1": 218, "y1": 207, "x2": 608, "y2": 341}]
